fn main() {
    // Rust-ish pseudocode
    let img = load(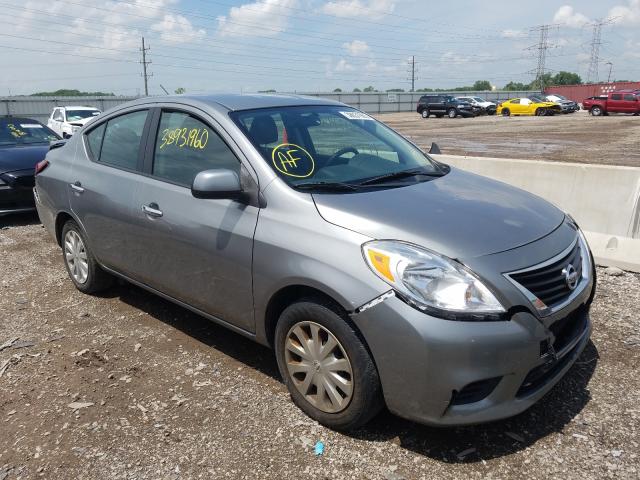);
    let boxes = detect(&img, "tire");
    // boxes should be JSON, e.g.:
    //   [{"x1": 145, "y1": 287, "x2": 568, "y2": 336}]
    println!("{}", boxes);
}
[
  {"x1": 535, "y1": 108, "x2": 545, "y2": 116},
  {"x1": 447, "y1": 108, "x2": 457, "y2": 119},
  {"x1": 501, "y1": 108, "x2": 510, "y2": 117},
  {"x1": 420, "y1": 108, "x2": 430, "y2": 119},
  {"x1": 275, "y1": 298, "x2": 383, "y2": 431},
  {"x1": 61, "y1": 220, "x2": 113, "y2": 294},
  {"x1": 591, "y1": 106, "x2": 603, "y2": 116}
]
